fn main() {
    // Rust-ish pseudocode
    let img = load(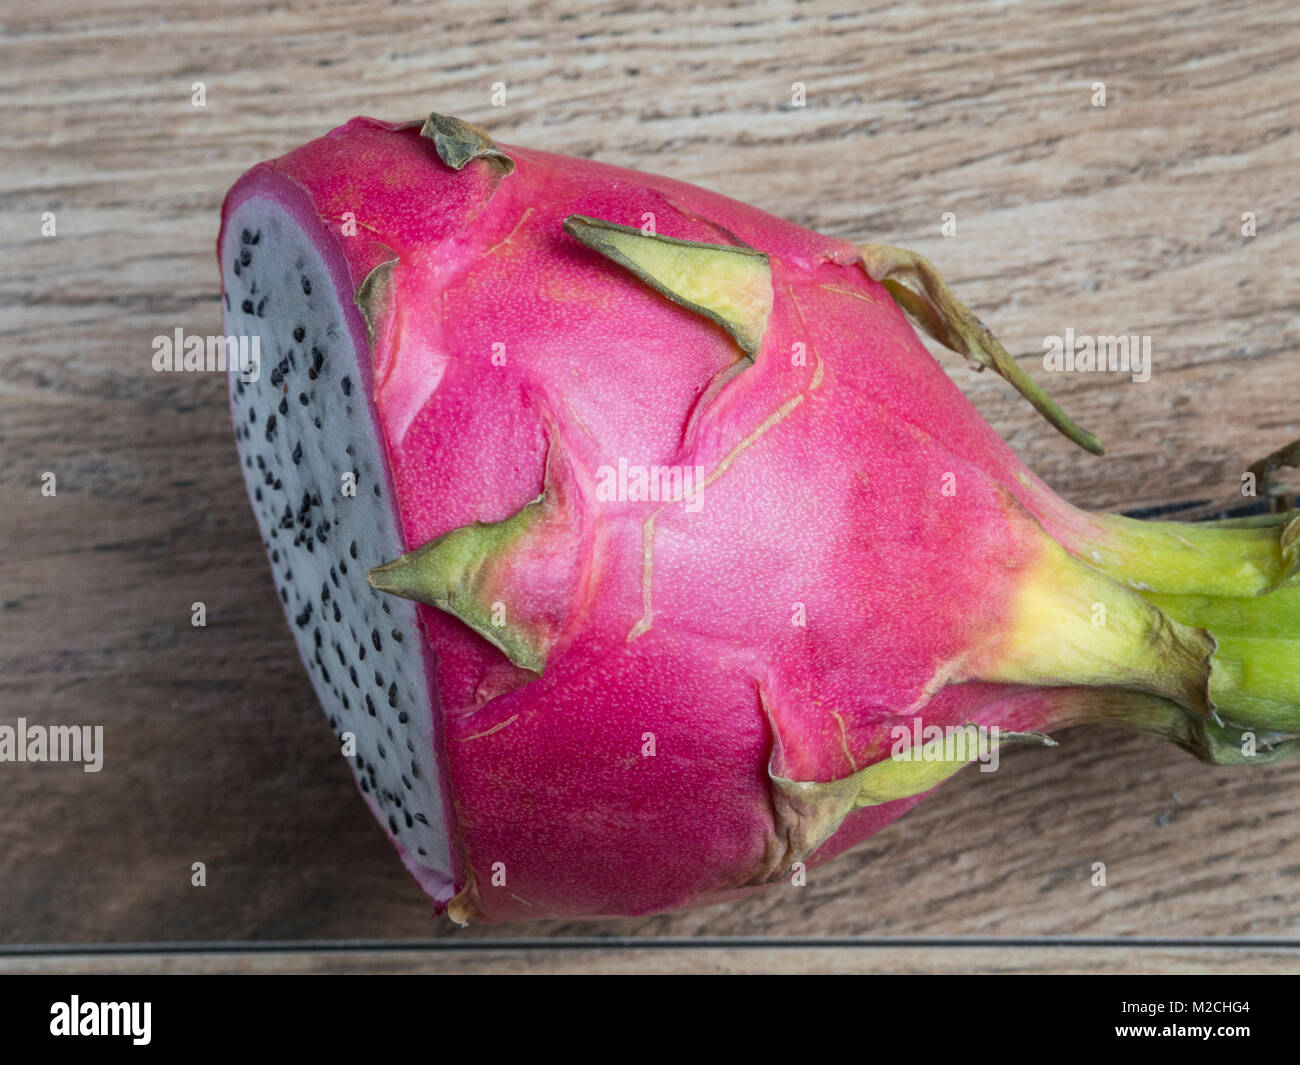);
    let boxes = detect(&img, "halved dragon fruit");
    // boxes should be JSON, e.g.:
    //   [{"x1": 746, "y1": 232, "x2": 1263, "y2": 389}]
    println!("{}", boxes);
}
[{"x1": 220, "y1": 112, "x2": 1300, "y2": 923}]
